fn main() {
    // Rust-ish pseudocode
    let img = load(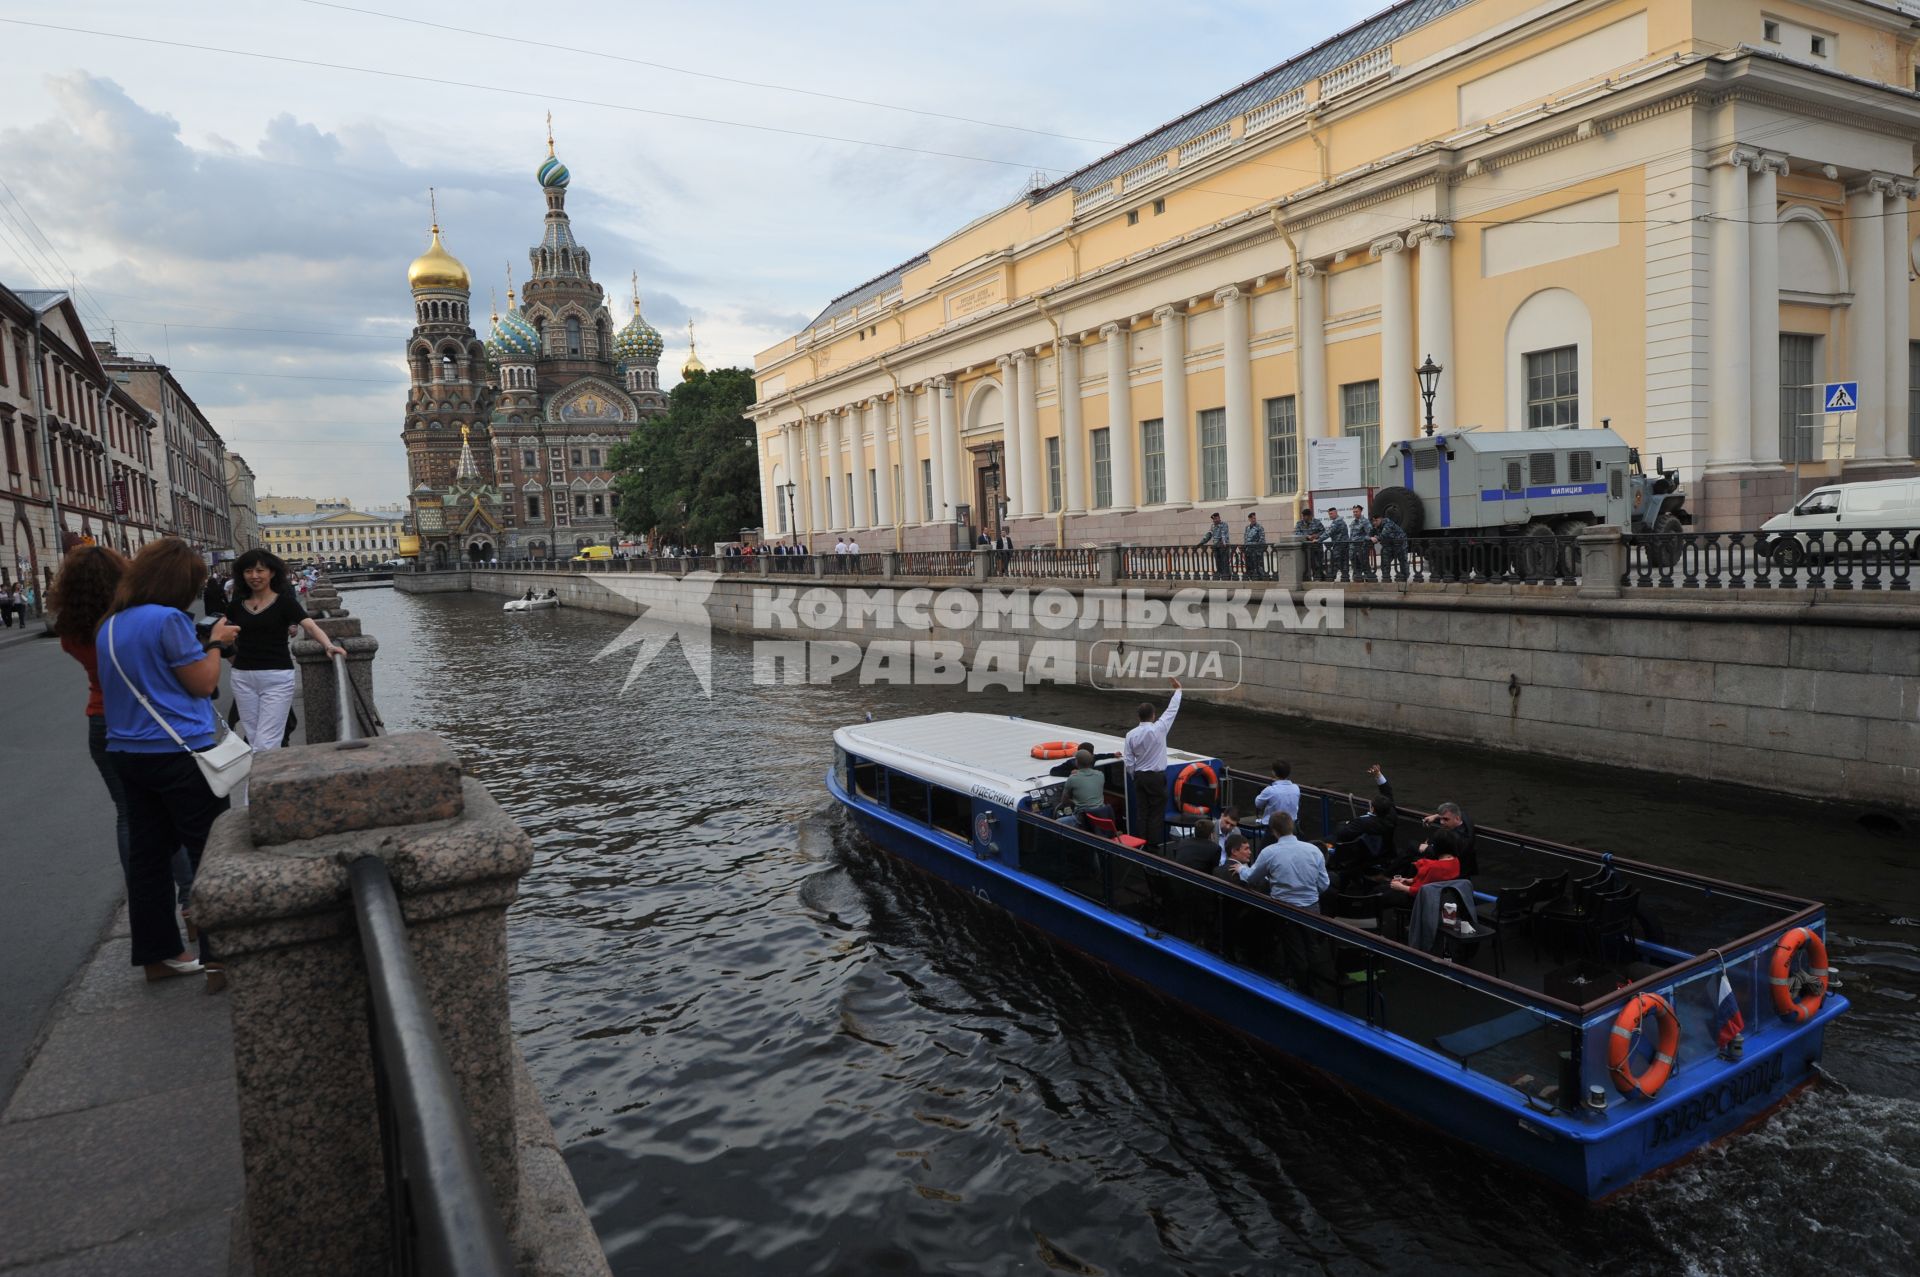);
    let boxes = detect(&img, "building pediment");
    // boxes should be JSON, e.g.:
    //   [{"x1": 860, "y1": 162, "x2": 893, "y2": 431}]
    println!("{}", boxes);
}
[{"x1": 546, "y1": 378, "x2": 636, "y2": 426}]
